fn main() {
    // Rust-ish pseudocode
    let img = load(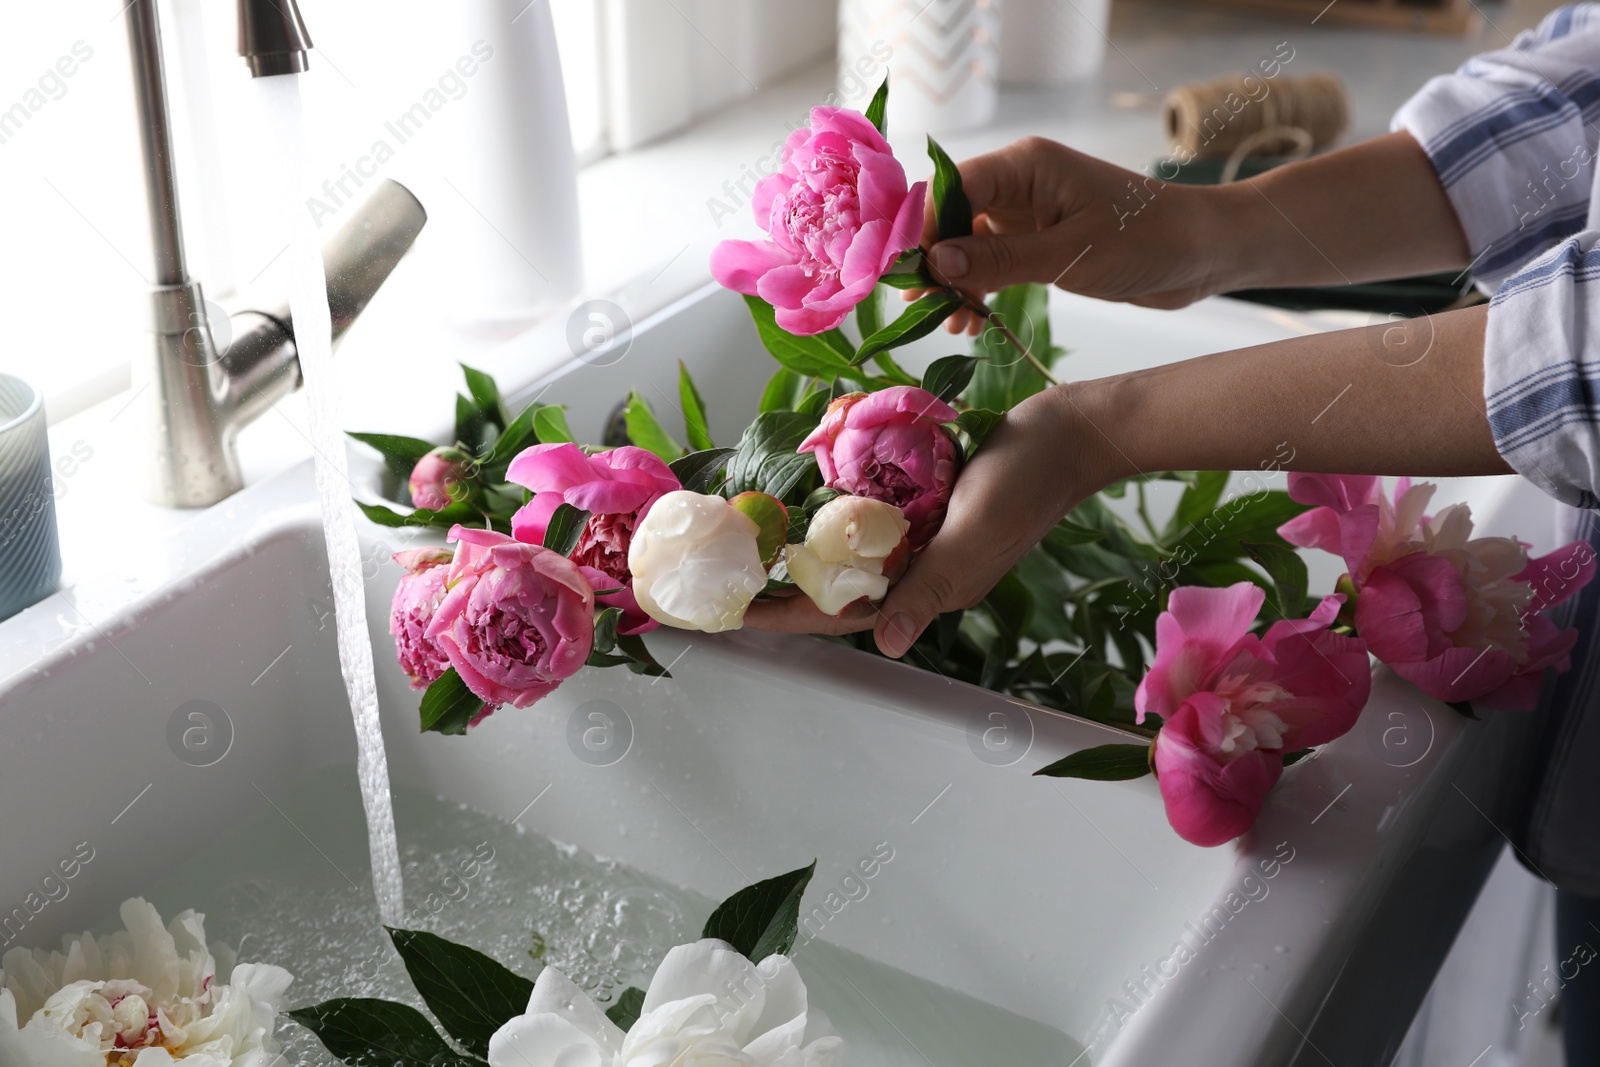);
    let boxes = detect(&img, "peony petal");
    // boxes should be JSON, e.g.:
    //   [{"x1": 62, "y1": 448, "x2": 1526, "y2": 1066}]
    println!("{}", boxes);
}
[
  {"x1": 745, "y1": 955, "x2": 809, "y2": 1046},
  {"x1": 710, "y1": 240, "x2": 795, "y2": 296},
  {"x1": 1356, "y1": 557, "x2": 1467, "y2": 664},
  {"x1": 640, "y1": 940, "x2": 765, "y2": 1041},
  {"x1": 1518, "y1": 540, "x2": 1598, "y2": 612},
  {"x1": 1285, "y1": 473, "x2": 1380, "y2": 512},
  {"x1": 886, "y1": 181, "x2": 928, "y2": 265},
  {"x1": 520, "y1": 967, "x2": 624, "y2": 1060},
  {"x1": 564, "y1": 480, "x2": 656, "y2": 517},
  {"x1": 812, "y1": 223, "x2": 889, "y2": 306},
  {"x1": 810, "y1": 106, "x2": 891, "y2": 154},
  {"x1": 1391, "y1": 645, "x2": 1517, "y2": 704},
  {"x1": 758, "y1": 263, "x2": 822, "y2": 311},
  {"x1": 1137, "y1": 583, "x2": 1266, "y2": 724},
  {"x1": 853, "y1": 146, "x2": 908, "y2": 225},
  {"x1": 506, "y1": 443, "x2": 592, "y2": 494},
  {"x1": 510, "y1": 494, "x2": 562, "y2": 547},
  {"x1": 1277, "y1": 508, "x2": 1343, "y2": 556},
  {"x1": 774, "y1": 302, "x2": 850, "y2": 335},
  {"x1": 487, "y1": 1011, "x2": 608, "y2": 1067},
  {"x1": 846, "y1": 386, "x2": 958, "y2": 430},
  {"x1": 1261, "y1": 627, "x2": 1372, "y2": 750},
  {"x1": 1154, "y1": 702, "x2": 1284, "y2": 847}
]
